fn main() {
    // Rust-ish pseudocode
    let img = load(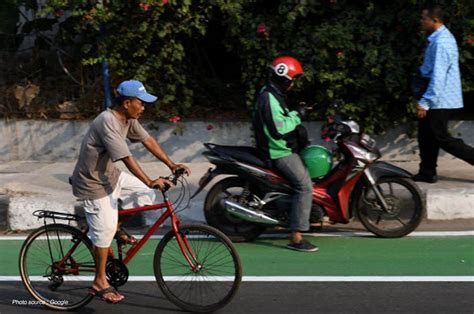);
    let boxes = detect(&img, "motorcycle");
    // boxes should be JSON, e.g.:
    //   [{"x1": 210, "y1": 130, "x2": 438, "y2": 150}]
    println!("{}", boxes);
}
[{"x1": 191, "y1": 117, "x2": 424, "y2": 242}]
